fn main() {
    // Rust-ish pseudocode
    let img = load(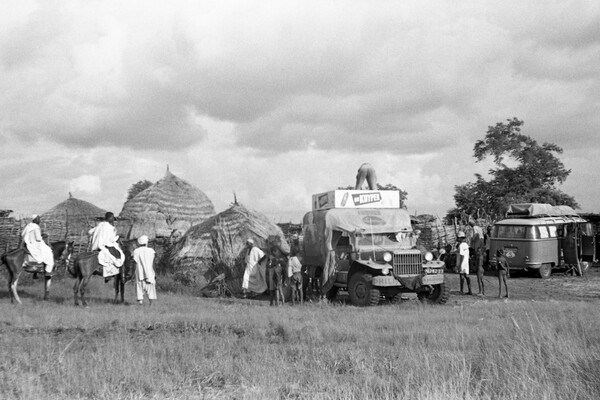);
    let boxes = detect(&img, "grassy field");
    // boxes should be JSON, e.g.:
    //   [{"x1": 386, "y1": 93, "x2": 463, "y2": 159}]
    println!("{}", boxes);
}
[{"x1": 1, "y1": 274, "x2": 600, "y2": 400}]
